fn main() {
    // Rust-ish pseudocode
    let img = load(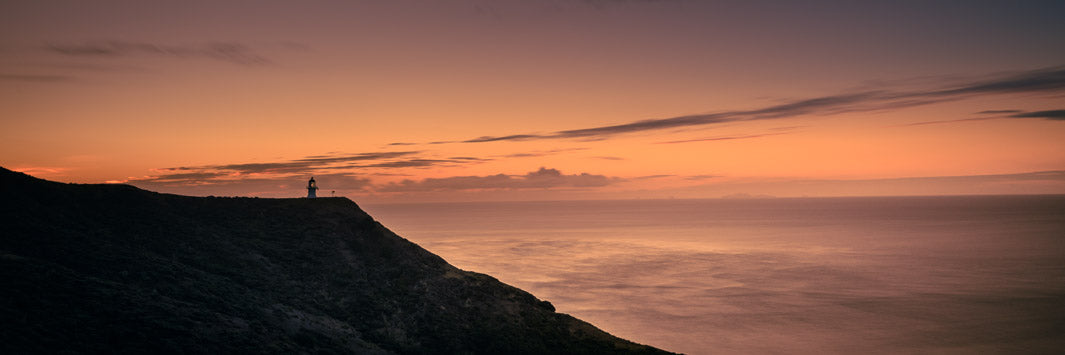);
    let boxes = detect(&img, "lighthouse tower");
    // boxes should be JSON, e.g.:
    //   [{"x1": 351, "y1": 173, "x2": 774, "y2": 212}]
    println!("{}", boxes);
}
[{"x1": 307, "y1": 177, "x2": 318, "y2": 198}]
